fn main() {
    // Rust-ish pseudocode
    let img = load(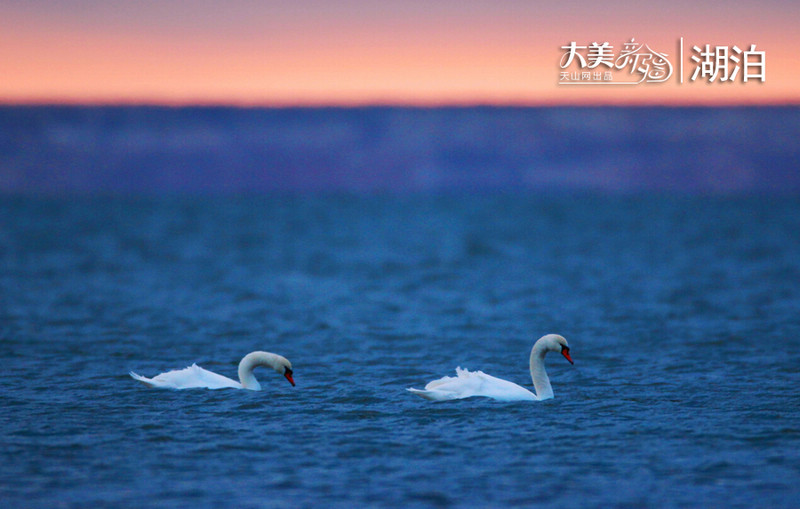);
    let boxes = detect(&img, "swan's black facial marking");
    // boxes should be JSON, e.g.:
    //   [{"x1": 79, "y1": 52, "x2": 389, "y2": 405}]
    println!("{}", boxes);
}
[
  {"x1": 283, "y1": 367, "x2": 296, "y2": 387},
  {"x1": 561, "y1": 345, "x2": 574, "y2": 365}
]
